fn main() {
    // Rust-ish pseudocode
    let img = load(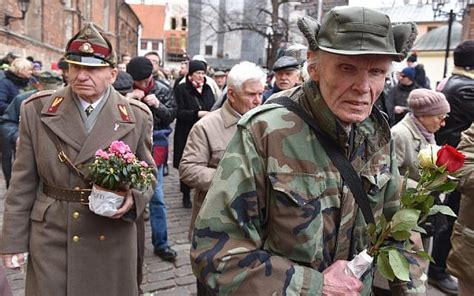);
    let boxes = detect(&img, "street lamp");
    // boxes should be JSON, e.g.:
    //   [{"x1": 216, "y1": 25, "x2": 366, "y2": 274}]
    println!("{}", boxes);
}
[
  {"x1": 432, "y1": 0, "x2": 467, "y2": 78},
  {"x1": 4, "y1": 0, "x2": 30, "y2": 27}
]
